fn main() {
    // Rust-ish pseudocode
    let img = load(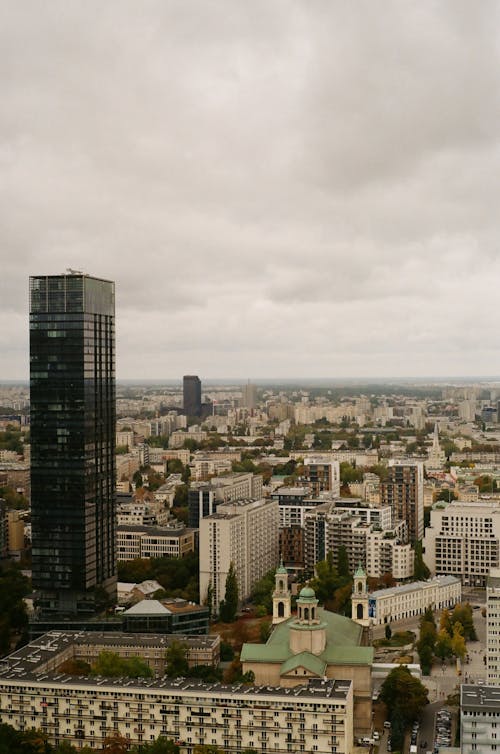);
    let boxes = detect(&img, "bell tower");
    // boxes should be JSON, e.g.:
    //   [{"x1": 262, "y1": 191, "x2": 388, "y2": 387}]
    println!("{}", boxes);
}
[
  {"x1": 352, "y1": 564, "x2": 370, "y2": 627},
  {"x1": 272, "y1": 558, "x2": 291, "y2": 625}
]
